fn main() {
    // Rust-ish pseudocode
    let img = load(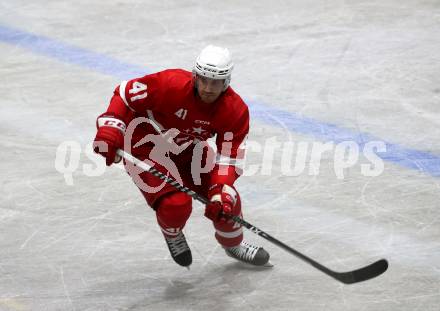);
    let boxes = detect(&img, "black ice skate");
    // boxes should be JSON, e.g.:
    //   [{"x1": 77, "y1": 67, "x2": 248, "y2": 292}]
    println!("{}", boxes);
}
[
  {"x1": 164, "y1": 232, "x2": 192, "y2": 268},
  {"x1": 224, "y1": 241, "x2": 272, "y2": 267}
]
